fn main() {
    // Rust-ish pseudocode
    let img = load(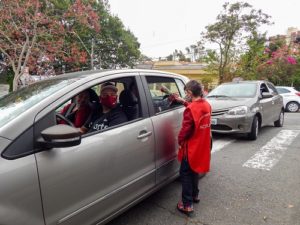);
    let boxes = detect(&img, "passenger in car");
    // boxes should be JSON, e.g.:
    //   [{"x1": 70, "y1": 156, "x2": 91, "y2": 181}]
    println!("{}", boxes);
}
[
  {"x1": 80, "y1": 82, "x2": 128, "y2": 133},
  {"x1": 175, "y1": 80, "x2": 212, "y2": 216},
  {"x1": 59, "y1": 90, "x2": 92, "y2": 128}
]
